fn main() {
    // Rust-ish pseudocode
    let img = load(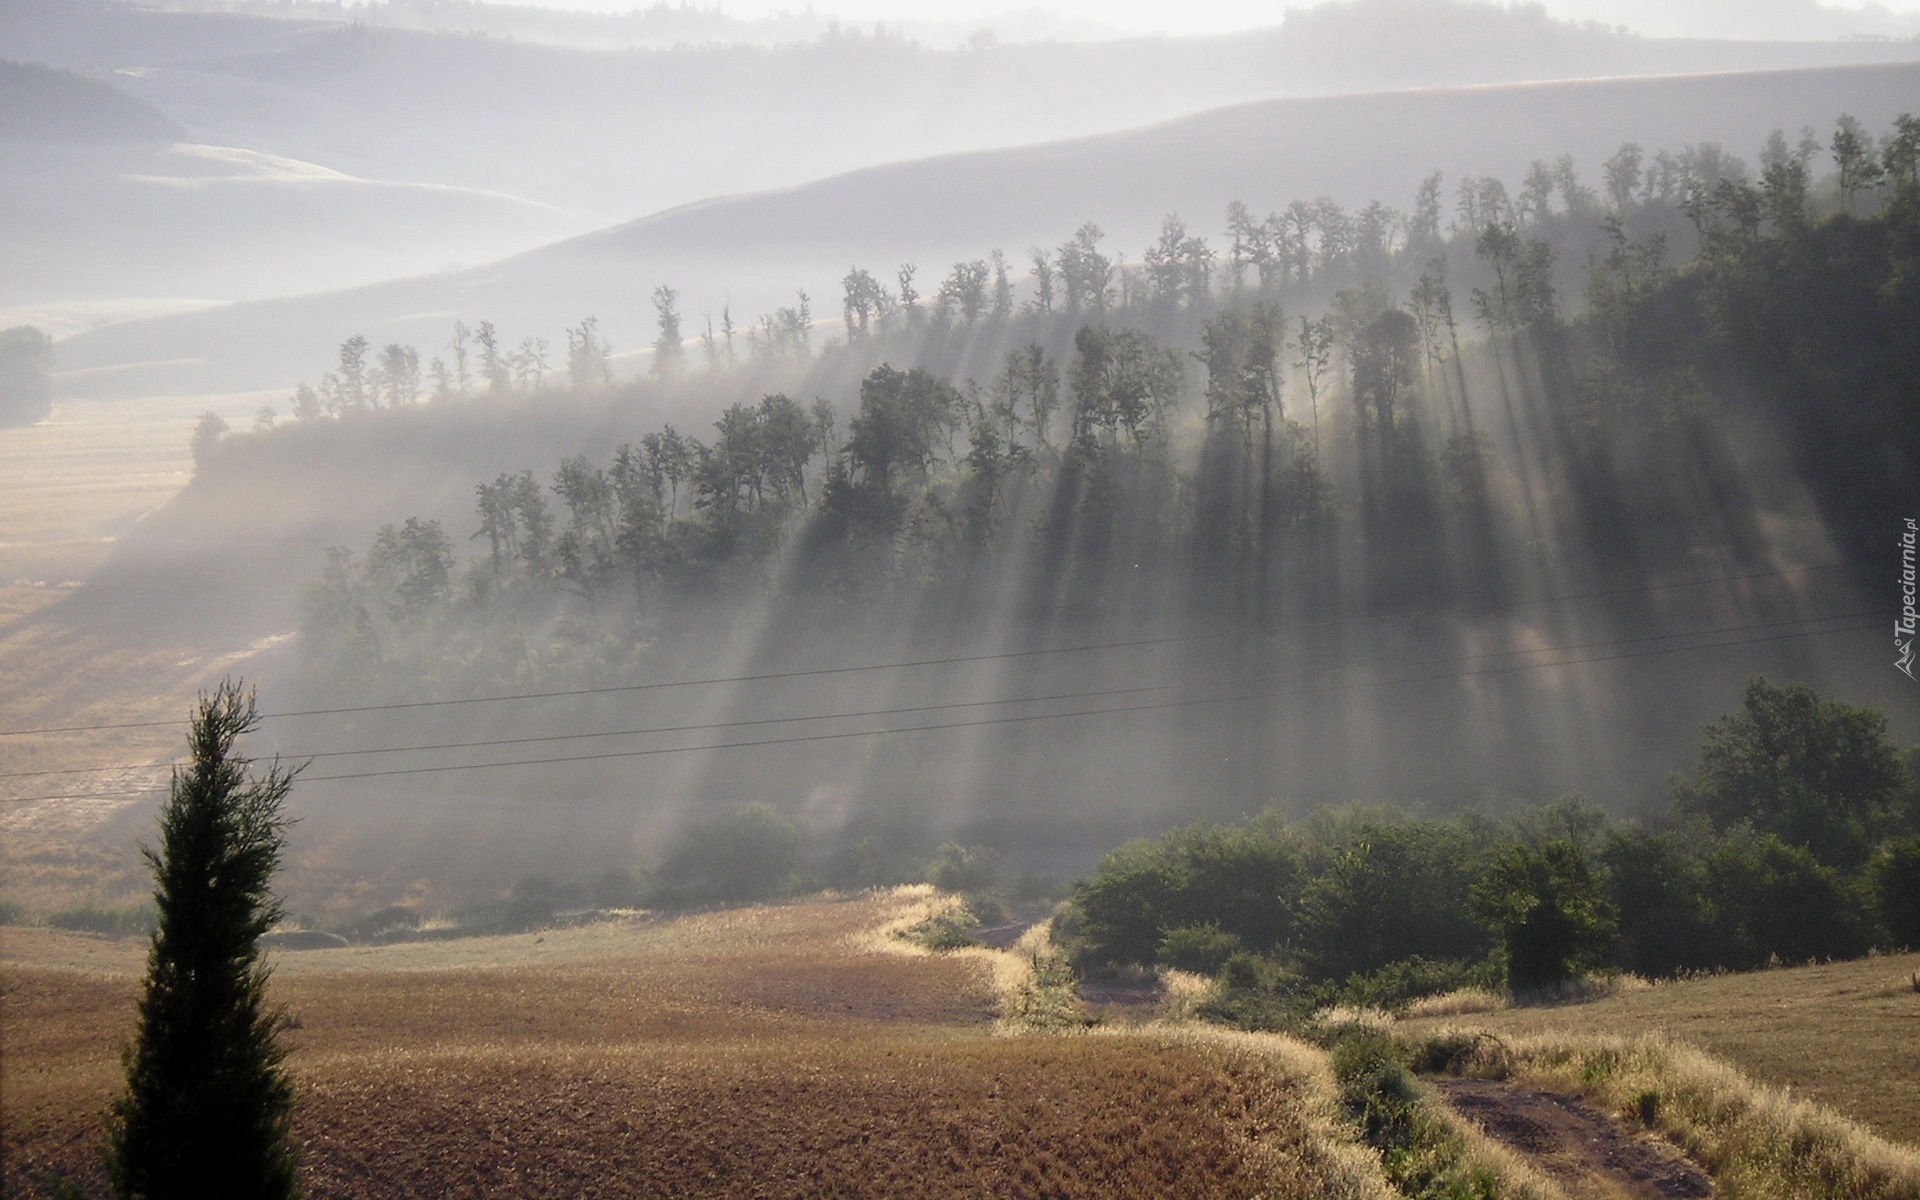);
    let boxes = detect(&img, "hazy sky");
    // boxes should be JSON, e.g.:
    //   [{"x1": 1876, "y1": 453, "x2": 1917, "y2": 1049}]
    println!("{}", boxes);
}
[{"x1": 504, "y1": 0, "x2": 1920, "y2": 38}]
